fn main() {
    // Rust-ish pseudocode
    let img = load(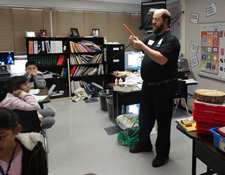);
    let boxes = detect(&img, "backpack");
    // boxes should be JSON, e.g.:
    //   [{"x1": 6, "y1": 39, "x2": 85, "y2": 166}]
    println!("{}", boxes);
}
[{"x1": 117, "y1": 125, "x2": 139, "y2": 147}]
